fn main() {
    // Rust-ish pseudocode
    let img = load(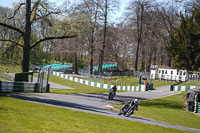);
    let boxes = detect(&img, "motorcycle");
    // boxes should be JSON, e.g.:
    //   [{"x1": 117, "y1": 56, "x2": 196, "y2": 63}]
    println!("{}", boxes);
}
[
  {"x1": 118, "y1": 100, "x2": 138, "y2": 117},
  {"x1": 108, "y1": 89, "x2": 116, "y2": 100}
]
